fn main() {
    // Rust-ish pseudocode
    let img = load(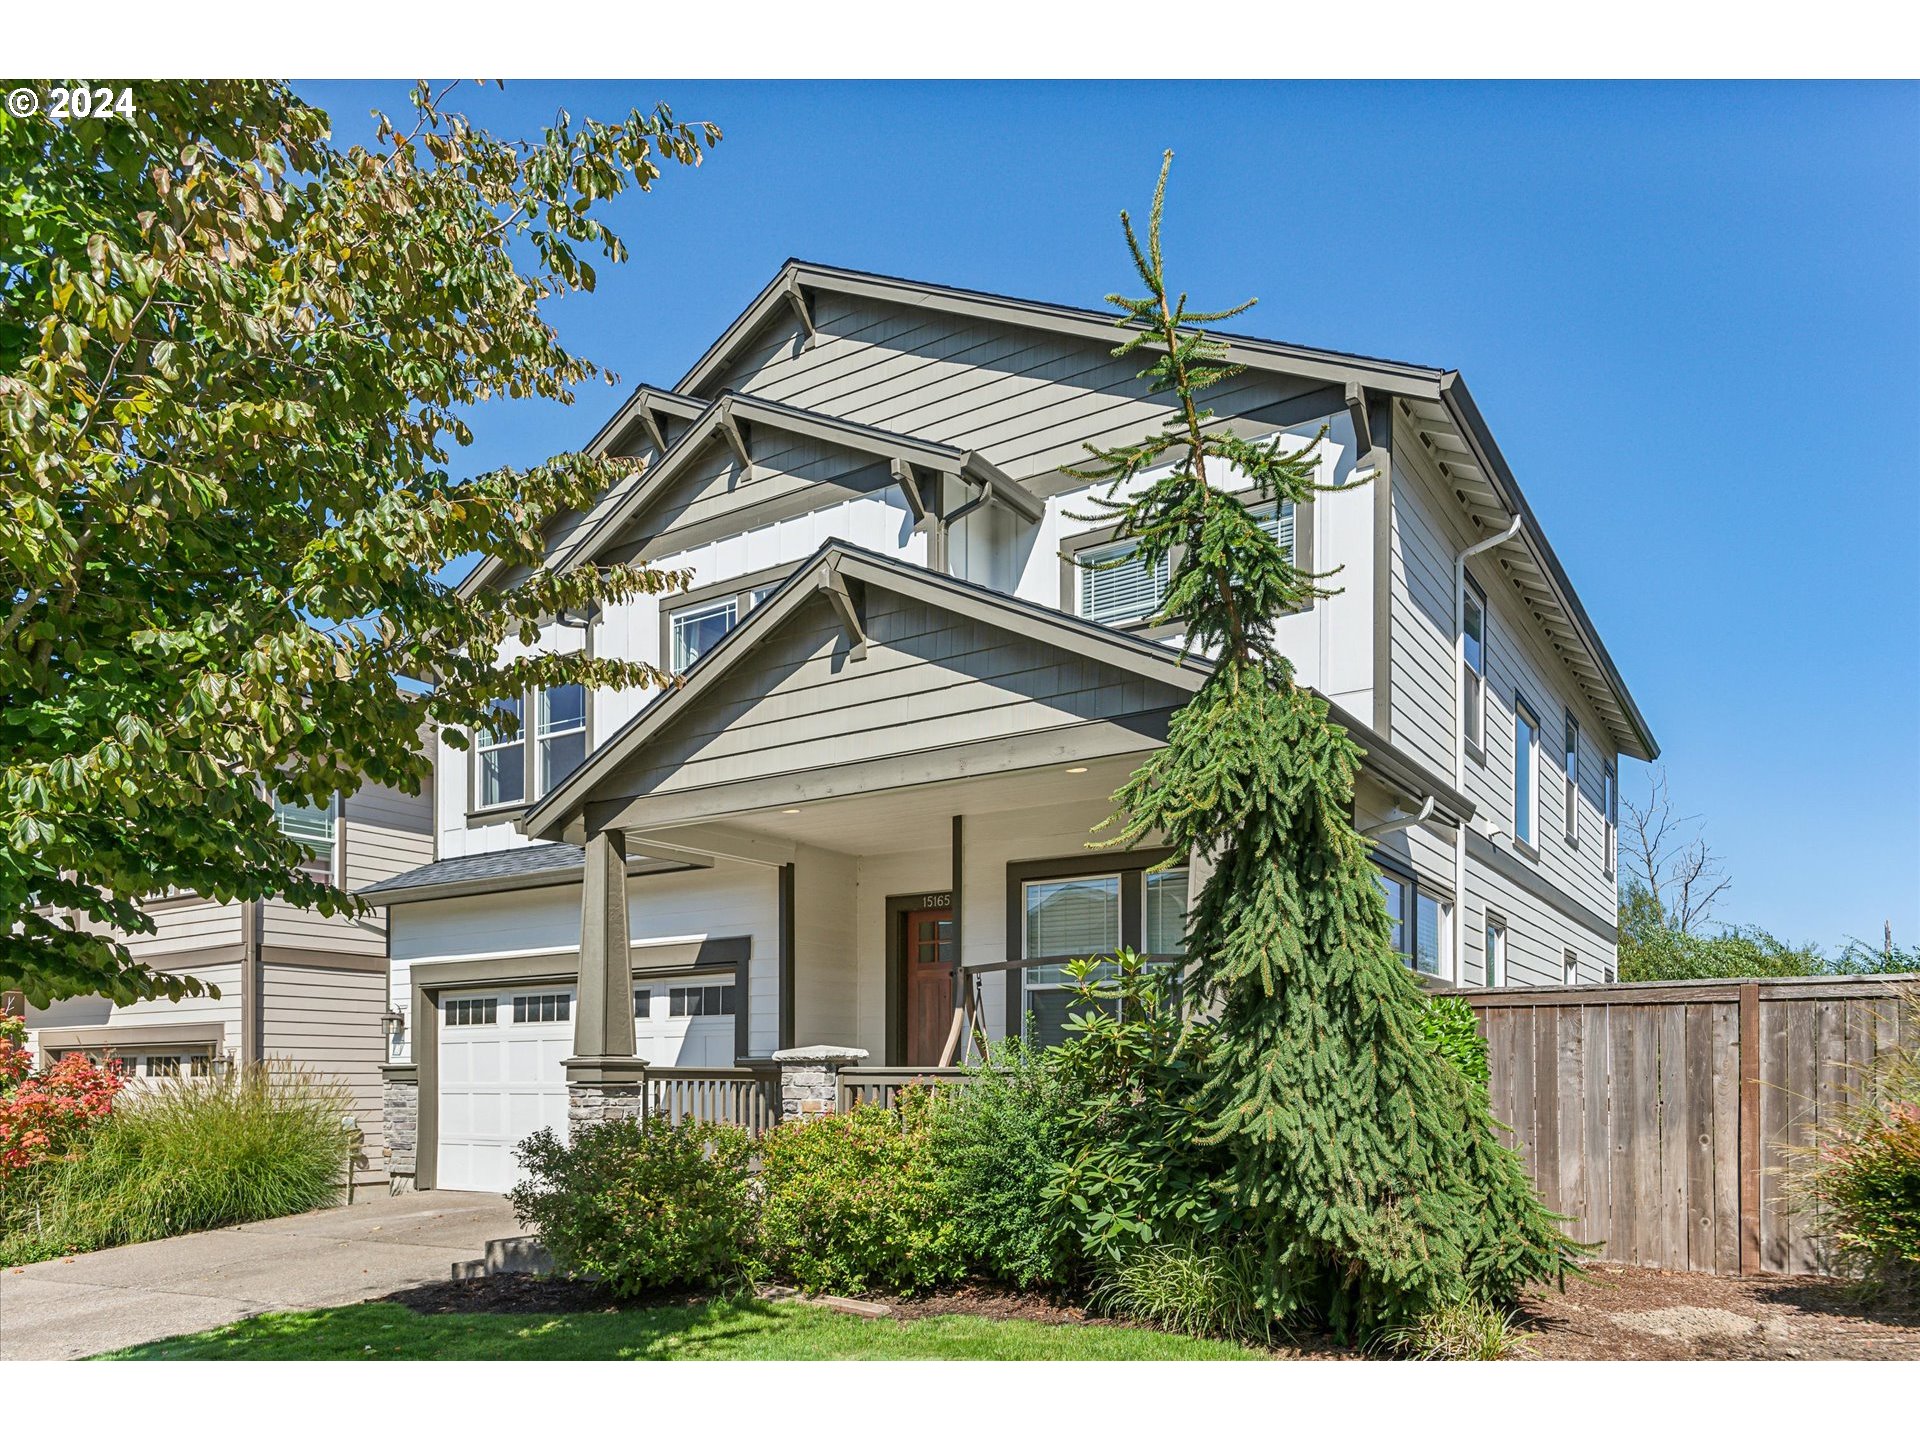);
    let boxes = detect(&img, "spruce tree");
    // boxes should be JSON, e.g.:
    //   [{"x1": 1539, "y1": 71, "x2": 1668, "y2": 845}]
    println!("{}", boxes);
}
[{"x1": 1076, "y1": 154, "x2": 1578, "y2": 1339}]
